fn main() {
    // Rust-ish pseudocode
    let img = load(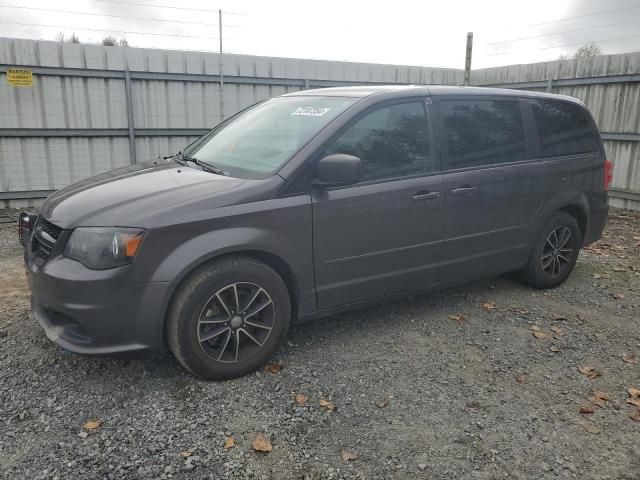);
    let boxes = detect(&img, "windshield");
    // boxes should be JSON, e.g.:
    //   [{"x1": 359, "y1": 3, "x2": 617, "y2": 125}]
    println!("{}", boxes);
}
[{"x1": 183, "y1": 96, "x2": 357, "y2": 178}]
